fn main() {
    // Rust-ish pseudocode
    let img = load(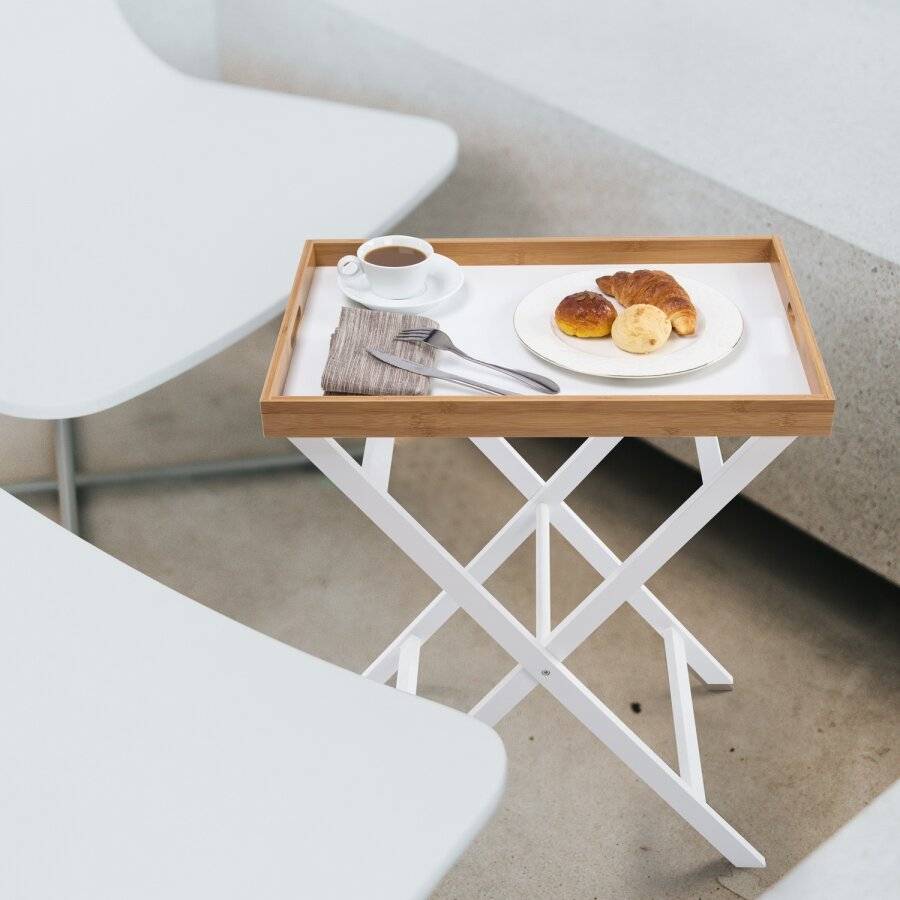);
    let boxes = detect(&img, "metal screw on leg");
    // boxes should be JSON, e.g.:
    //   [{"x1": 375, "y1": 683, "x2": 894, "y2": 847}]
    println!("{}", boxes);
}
[{"x1": 541, "y1": 669, "x2": 550, "y2": 677}]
